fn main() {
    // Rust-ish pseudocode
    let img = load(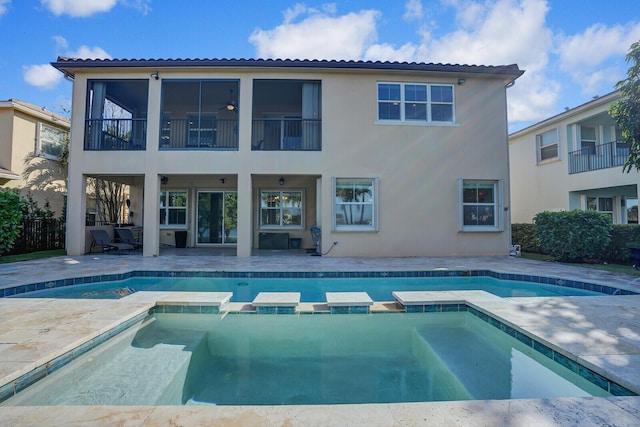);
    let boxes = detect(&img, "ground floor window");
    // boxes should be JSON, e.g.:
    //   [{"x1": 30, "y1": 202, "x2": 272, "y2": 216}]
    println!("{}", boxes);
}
[
  {"x1": 259, "y1": 190, "x2": 303, "y2": 229},
  {"x1": 627, "y1": 198, "x2": 638, "y2": 224},
  {"x1": 586, "y1": 196, "x2": 614, "y2": 221},
  {"x1": 333, "y1": 178, "x2": 378, "y2": 231},
  {"x1": 160, "y1": 190, "x2": 187, "y2": 227},
  {"x1": 459, "y1": 179, "x2": 503, "y2": 231}
]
